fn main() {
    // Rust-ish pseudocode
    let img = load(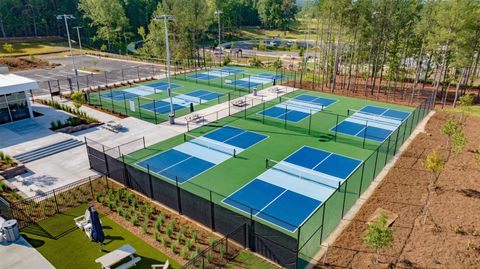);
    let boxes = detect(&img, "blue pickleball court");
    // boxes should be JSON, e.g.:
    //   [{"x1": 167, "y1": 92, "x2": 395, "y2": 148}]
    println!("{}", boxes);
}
[{"x1": 332, "y1": 105, "x2": 411, "y2": 142}]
